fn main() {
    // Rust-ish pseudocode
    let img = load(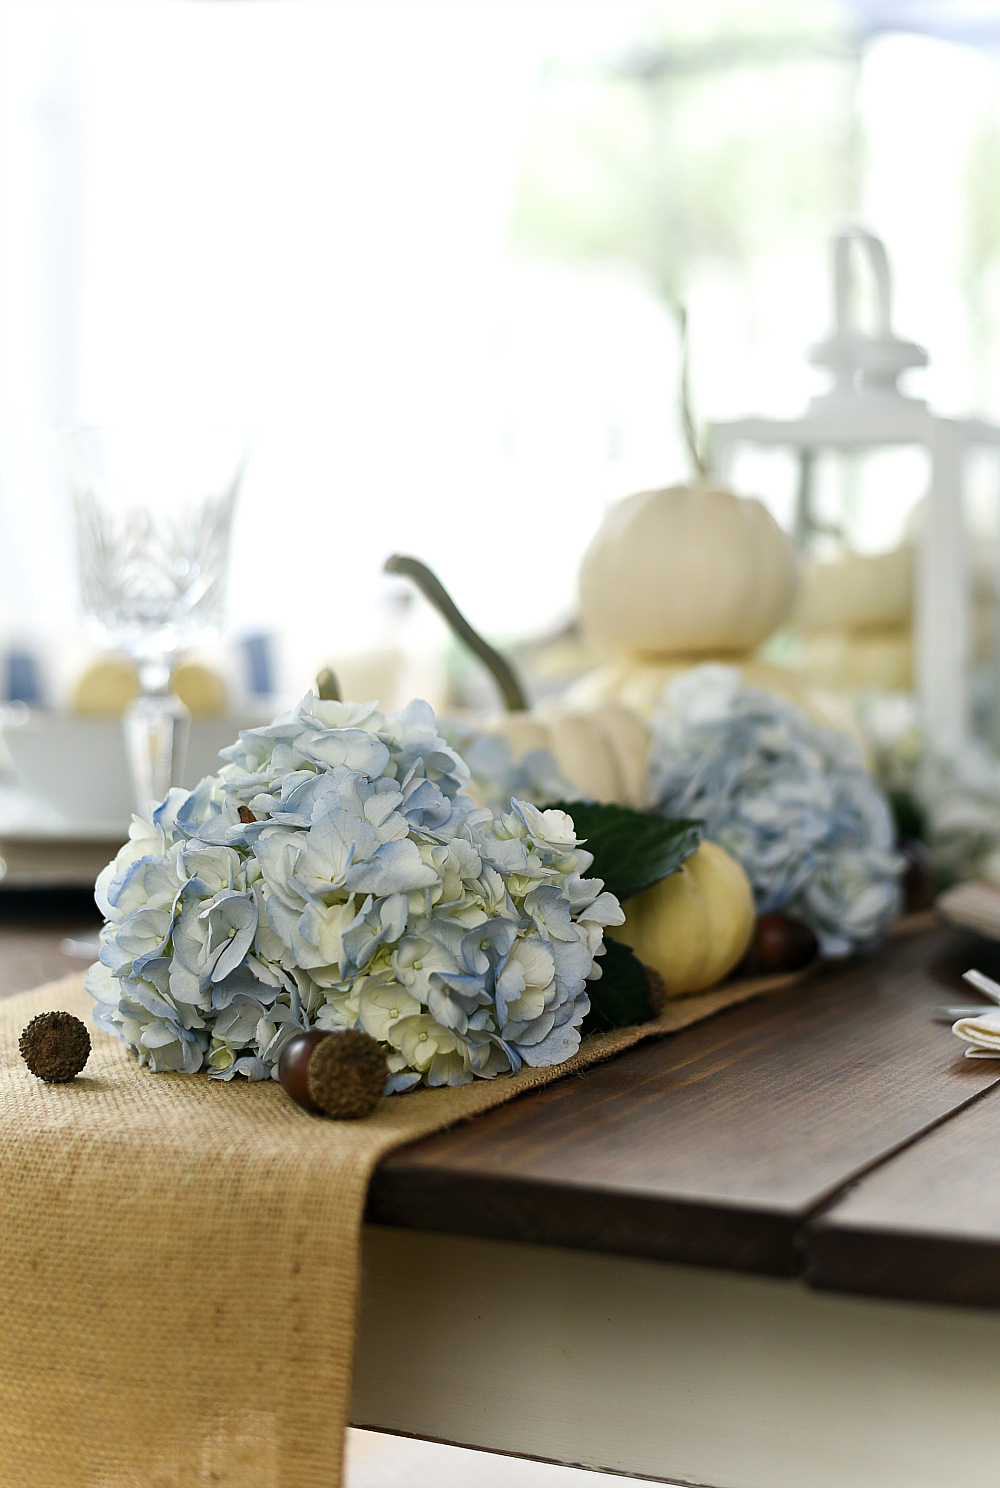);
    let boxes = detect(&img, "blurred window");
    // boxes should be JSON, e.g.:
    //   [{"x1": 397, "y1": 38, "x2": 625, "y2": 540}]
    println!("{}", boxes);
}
[{"x1": 1, "y1": 0, "x2": 997, "y2": 698}]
